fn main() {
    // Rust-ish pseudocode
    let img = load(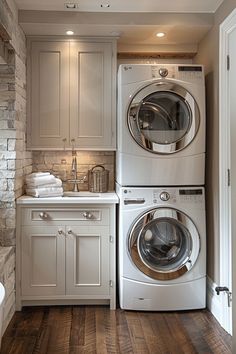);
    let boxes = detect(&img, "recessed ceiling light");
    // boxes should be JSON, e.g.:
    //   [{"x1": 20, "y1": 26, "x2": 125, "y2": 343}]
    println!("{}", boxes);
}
[
  {"x1": 64, "y1": 3, "x2": 78, "y2": 9},
  {"x1": 110, "y1": 31, "x2": 121, "y2": 36},
  {"x1": 156, "y1": 32, "x2": 165, "y2": 38},
  {"x1": 66, "y1": 30, "x2": 74, "y2": 35},
  {"x1": 101, "y1": 3, "x2": 110, "y2": 8}
]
